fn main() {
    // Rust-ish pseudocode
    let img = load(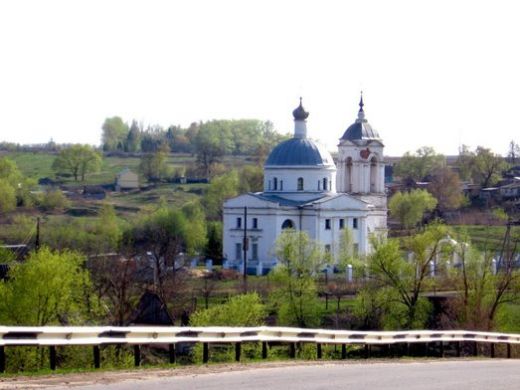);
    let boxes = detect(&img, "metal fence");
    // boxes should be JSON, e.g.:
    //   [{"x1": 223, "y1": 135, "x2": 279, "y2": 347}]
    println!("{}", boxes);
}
[{"x1": 1, "y1": 326, "x2": 519, "y2": 372}]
